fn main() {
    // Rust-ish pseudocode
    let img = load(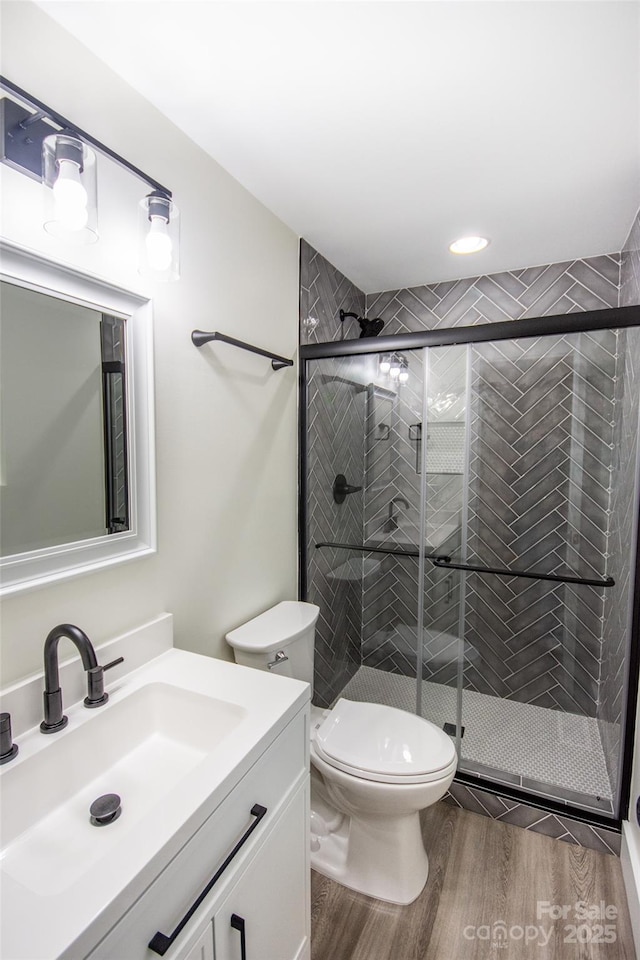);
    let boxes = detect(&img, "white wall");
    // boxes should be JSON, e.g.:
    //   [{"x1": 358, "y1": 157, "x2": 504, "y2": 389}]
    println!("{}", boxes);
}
[{"x1": 0, "y1": 1, "x2": 299, "y2": 684}]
